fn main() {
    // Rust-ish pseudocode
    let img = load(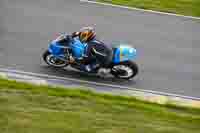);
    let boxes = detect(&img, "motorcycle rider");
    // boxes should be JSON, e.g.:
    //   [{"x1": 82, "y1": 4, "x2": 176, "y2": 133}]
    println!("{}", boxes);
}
[{"x1": 64, "y1": 26, "x2": 113, "y2": 73}]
